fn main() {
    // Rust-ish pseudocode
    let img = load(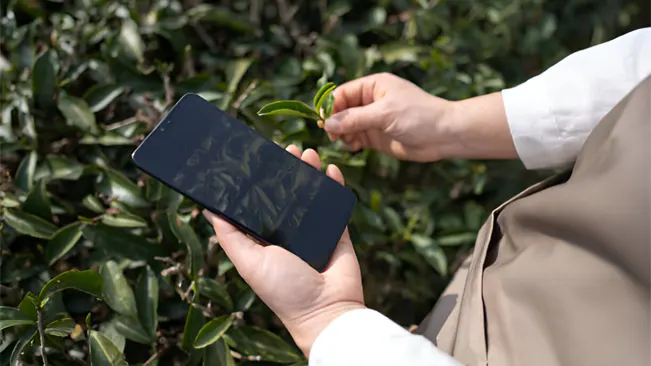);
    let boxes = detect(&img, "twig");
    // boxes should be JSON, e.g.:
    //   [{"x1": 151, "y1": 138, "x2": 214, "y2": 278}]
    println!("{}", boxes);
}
[
  {"x1": 105, "y1": 116, "x2": 139, "y2": 131},
  {"x1": 182, "y1": 280, "x2": 195, "y2": 301},
  {"x1": 37, "y1": 309, "x2": 49, "y2": 365},
  {"x1": 162, "y1": 70, "x2": 174, "y2": 109},
  {"x1": 143, "y1": 346, "x2": 168, "y2": 366},
  {"x1": 232, "y1": 79, "x2": 259, "y2": 111},
  {"x1": 192, "y1": 22, "x2": 218, "y2": 53}
]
